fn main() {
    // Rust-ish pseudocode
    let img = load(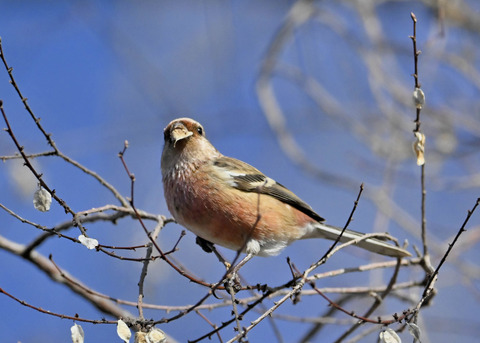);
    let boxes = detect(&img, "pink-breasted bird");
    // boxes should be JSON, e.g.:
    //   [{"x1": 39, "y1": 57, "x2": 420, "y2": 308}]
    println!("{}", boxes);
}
[{"x1": 161, "y1": 118, "x2": 410, "y2": 265}]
